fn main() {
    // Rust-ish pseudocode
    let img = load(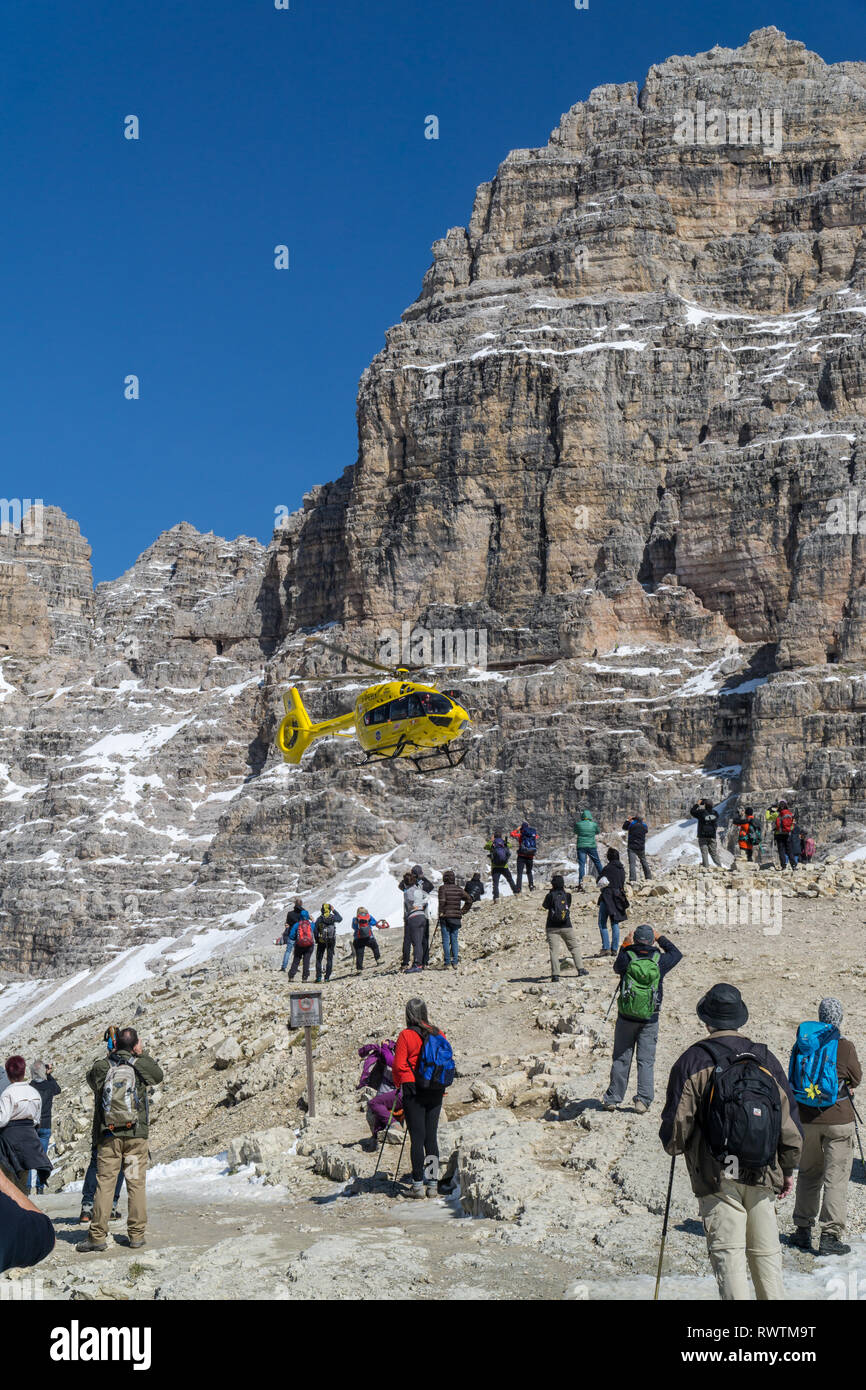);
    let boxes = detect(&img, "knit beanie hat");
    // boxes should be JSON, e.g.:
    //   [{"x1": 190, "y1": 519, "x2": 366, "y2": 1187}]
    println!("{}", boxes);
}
[{"x1": 819, "y1": 997, "x2": 843, "y2": 1030}]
